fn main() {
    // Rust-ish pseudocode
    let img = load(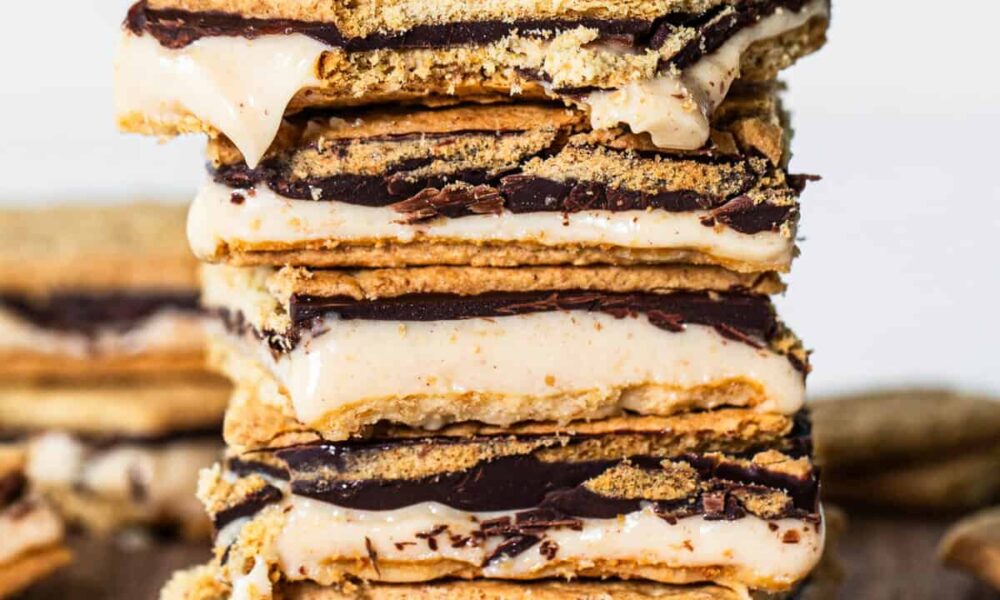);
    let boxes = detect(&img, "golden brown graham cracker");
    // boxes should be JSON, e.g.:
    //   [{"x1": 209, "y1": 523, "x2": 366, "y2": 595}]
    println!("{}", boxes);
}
[
  {"x1": 0, "y1": 203, "x2": 196, "y2": 295},
  {"x1": 0, "y1": 377, "x2": 229, "y2": 437},
  {"x1": 0, "y1": 545, "x2": 72, "y2": 599},
  {"x1": 202, "y1": 240, "x2": 795, "y2": 275}
]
